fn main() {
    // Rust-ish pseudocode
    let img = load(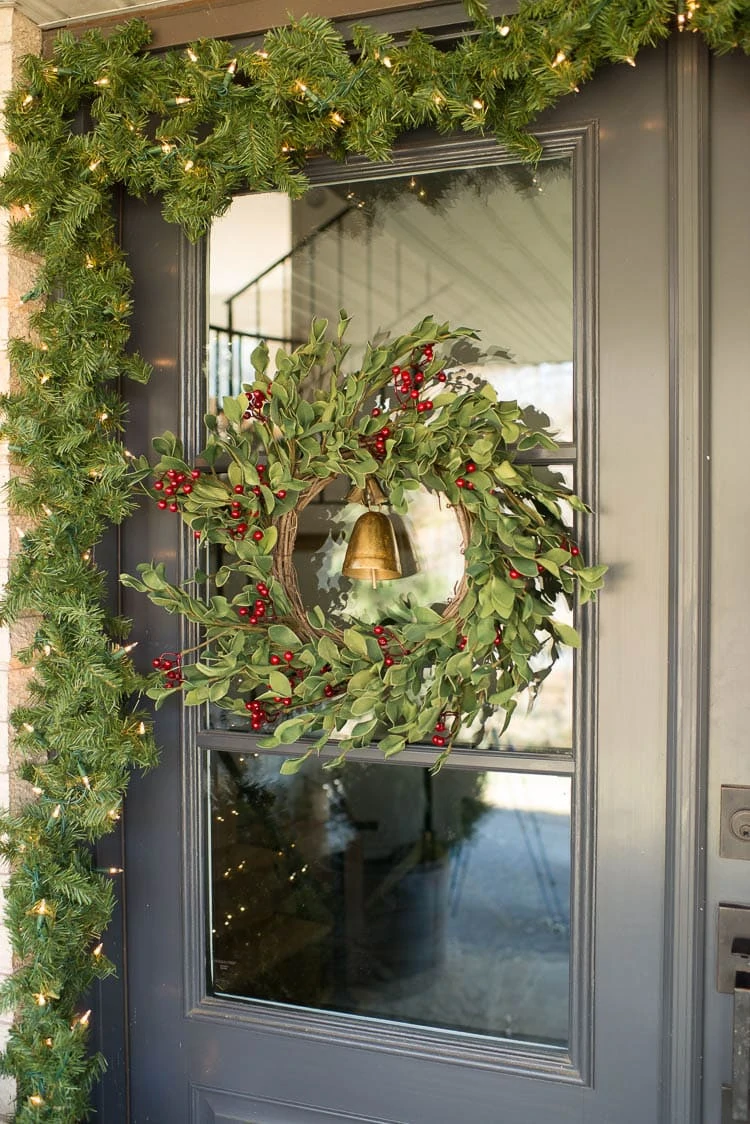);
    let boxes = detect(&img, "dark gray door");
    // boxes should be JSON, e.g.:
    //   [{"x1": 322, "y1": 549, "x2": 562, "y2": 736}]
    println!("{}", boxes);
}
[{"x1": 109, "y1": 39, "x2": 706, "y2": 1124}]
